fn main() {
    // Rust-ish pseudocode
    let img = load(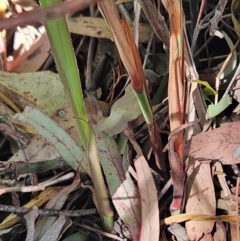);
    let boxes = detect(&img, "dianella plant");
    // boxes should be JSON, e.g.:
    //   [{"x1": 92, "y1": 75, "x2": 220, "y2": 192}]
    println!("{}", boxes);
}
[
  {"x1": 40, "y1": 0, "x2": 114, "y2": 232},
  {"x1": 98, "y1": 0, "x2": 166, "y2": 175}
]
